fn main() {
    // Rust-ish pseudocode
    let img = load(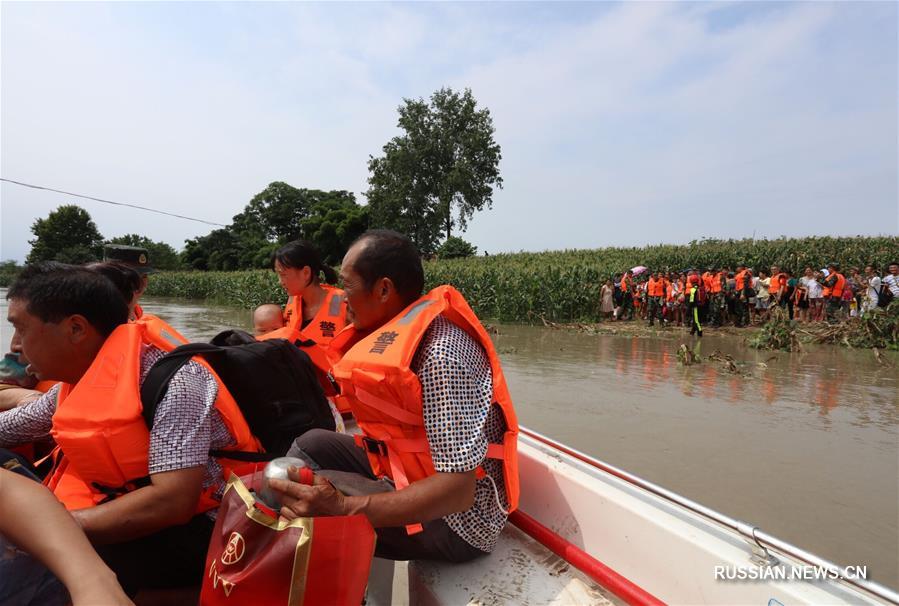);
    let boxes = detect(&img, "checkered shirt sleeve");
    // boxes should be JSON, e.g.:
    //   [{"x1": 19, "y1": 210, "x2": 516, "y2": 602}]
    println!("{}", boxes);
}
[{"x1": 412, "y1": 315, "x2": 509, "y2": 553}]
